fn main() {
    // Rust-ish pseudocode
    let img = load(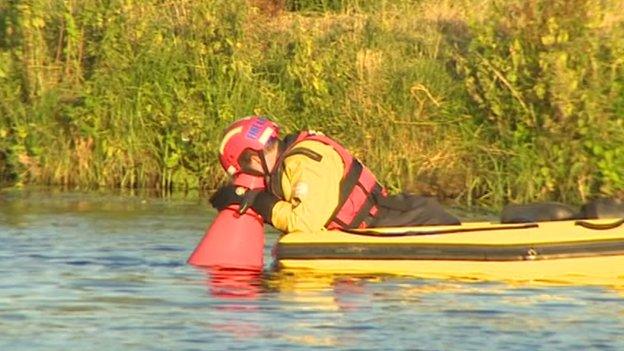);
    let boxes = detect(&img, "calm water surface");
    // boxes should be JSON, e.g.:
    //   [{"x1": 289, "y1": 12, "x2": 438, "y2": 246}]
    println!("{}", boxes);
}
[{"x1": 1, "y1": 190, "x2": 623, "y2": 350}]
